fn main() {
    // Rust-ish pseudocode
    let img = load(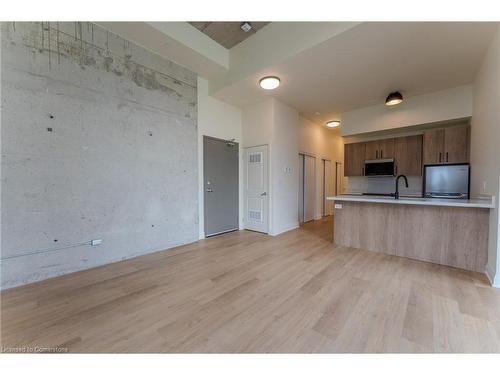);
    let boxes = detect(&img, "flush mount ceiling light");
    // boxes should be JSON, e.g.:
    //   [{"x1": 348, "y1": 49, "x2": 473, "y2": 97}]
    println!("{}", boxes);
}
[
  {"x1": 259, "y1": 76, "x2": 280, "y2": 90},
  {"x1": 385, "y1": 91, "x2": 403, "y2": 106},
  {"x1": 326, "y1": 120, "x2": 341, "y2": 128},
  {"x1": 240, "y1": 22, "x2": 252, "y2": 33}
]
